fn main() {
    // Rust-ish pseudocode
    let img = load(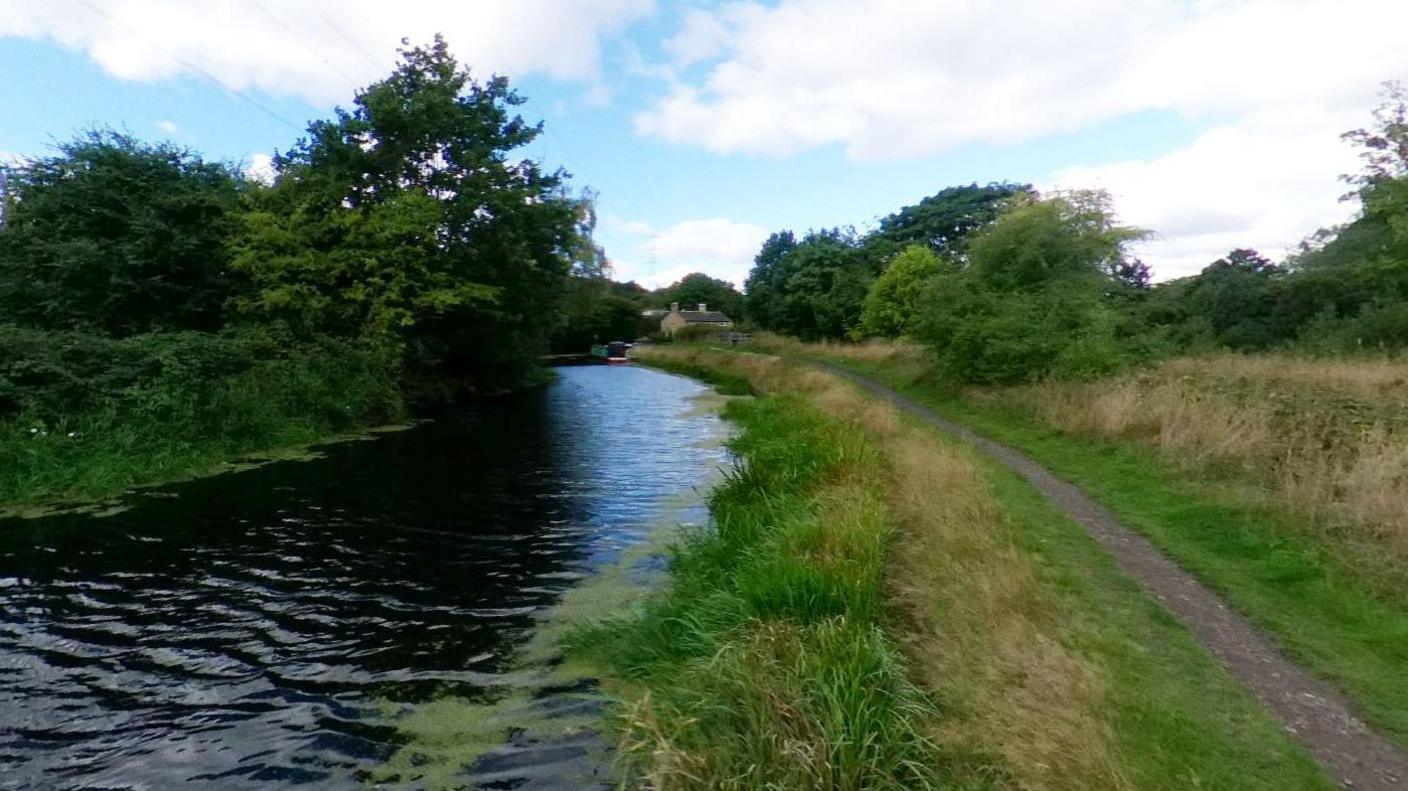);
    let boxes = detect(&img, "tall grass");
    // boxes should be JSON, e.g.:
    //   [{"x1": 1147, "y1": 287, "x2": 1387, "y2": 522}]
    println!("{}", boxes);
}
[
  {"x1": 765, "y1": 337, "x2": 1408, "y2": 747},
  {"x1": 0, "y1": 341, "x2": 403, "y2": 507},
  {"x1": 980, "y1": 353, "x2": 1408, "y2": 591},
  {"x1": 613, "y1": 345, "x2": 1331, "y2": 789},
  {"x1": 757, "y1": 336, "x2": 1408, "y2": 596},
  {"x1": 570, "y1": 389, "x2": 943, "y2": 790}
]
